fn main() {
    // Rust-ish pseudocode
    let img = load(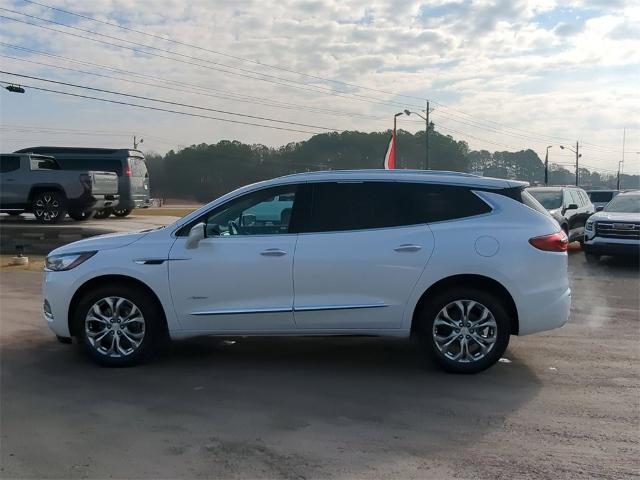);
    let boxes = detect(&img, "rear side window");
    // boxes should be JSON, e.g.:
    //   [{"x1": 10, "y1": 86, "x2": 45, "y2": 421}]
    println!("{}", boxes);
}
[
  {"x1": 303, "y1": 182, "x2": 491, "y2": 233},
  {"x1": 0, "y1": 155, "x2": 20, "y2": 173}
]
